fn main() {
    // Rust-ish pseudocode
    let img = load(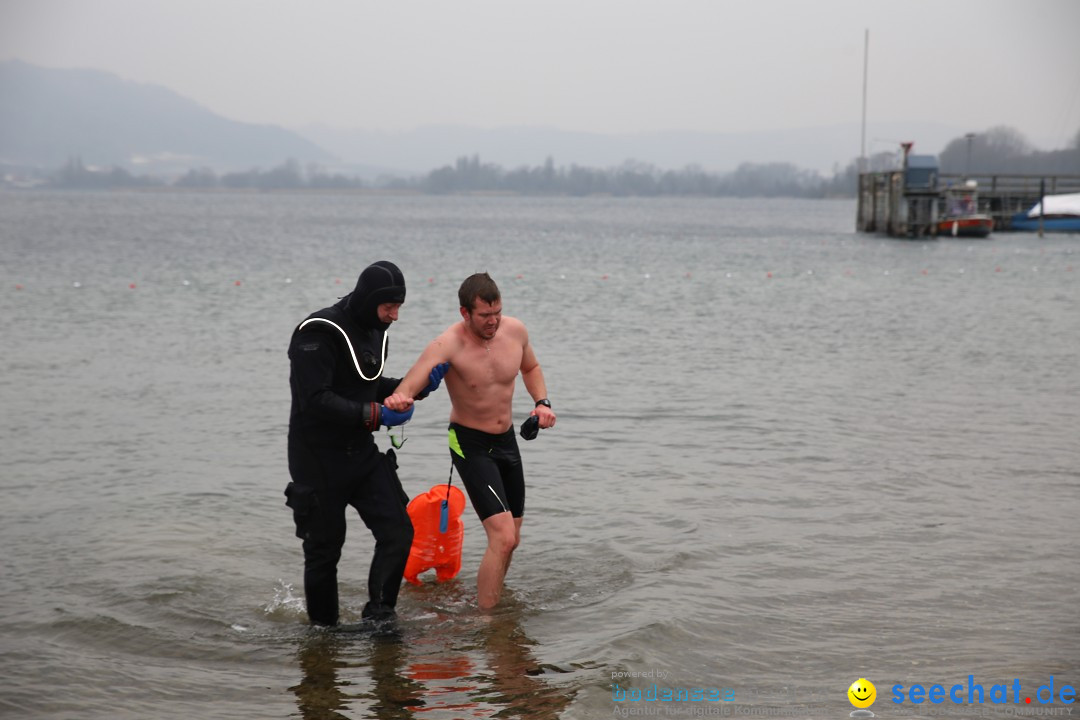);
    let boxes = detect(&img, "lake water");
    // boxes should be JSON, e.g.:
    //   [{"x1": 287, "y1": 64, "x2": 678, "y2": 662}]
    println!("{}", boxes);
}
[{"x1": 1, "y1": 191, "x2": 1078, "y2": 719}]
